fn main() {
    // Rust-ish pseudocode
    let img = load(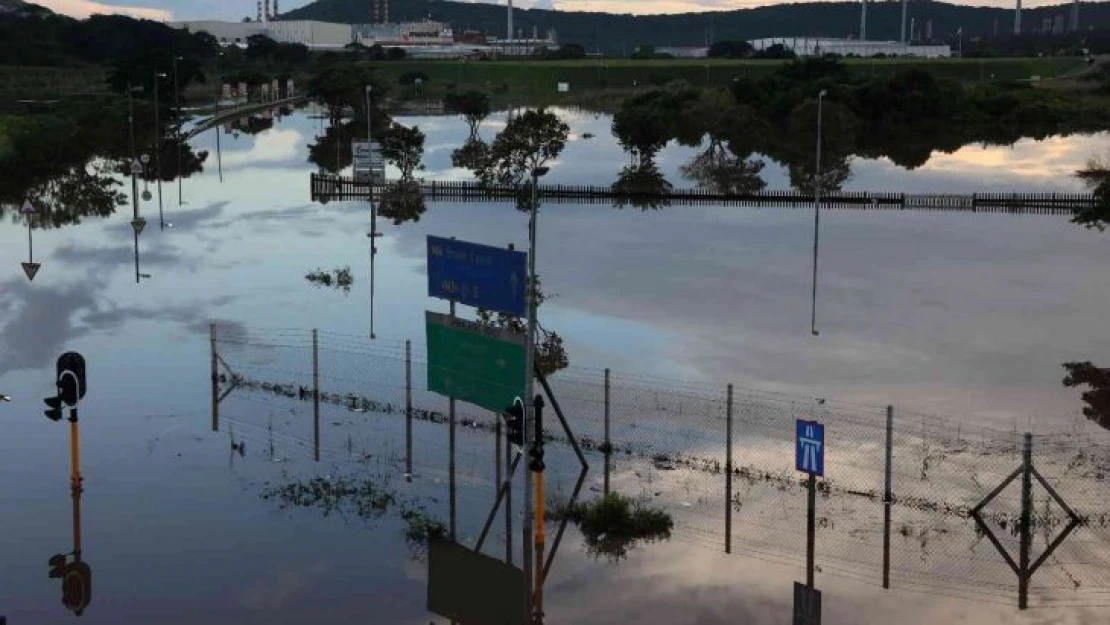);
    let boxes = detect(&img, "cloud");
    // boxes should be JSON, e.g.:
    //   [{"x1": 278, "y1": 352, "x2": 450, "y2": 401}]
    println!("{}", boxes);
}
[{"x1": 34, "y1": 0, "x2": 173, "y2": 21}]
